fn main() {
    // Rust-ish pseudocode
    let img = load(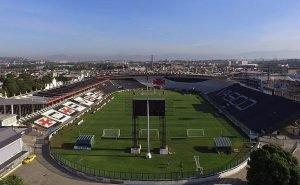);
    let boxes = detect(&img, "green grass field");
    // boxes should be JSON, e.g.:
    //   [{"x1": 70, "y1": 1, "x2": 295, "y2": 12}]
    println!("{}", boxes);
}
[{"x1": 50, "y1": 89, "x2": 248, "y2": 173}]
